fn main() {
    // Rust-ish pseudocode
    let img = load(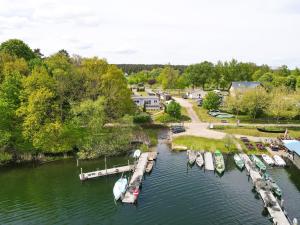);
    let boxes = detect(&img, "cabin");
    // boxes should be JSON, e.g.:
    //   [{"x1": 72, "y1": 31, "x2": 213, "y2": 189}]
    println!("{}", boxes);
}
[
  {"x1": 131, "y1": 95, "x2": 161, "y2": 110},
  {"x1": 229, "y1": 81, "x2": 262, "y2": 96}
]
